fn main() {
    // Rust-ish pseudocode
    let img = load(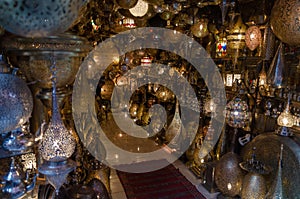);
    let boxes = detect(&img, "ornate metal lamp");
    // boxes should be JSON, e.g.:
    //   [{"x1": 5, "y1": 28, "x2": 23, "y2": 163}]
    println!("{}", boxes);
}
[{"x1": 38, "y1": 57, "x2": 76, "y2": 194}]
